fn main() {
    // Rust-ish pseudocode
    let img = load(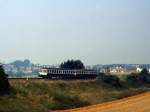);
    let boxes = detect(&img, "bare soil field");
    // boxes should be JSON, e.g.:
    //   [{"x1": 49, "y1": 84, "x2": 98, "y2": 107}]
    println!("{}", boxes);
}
[{"x1": 60, "y1": 92, "x2": 150, "y2": 112}]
